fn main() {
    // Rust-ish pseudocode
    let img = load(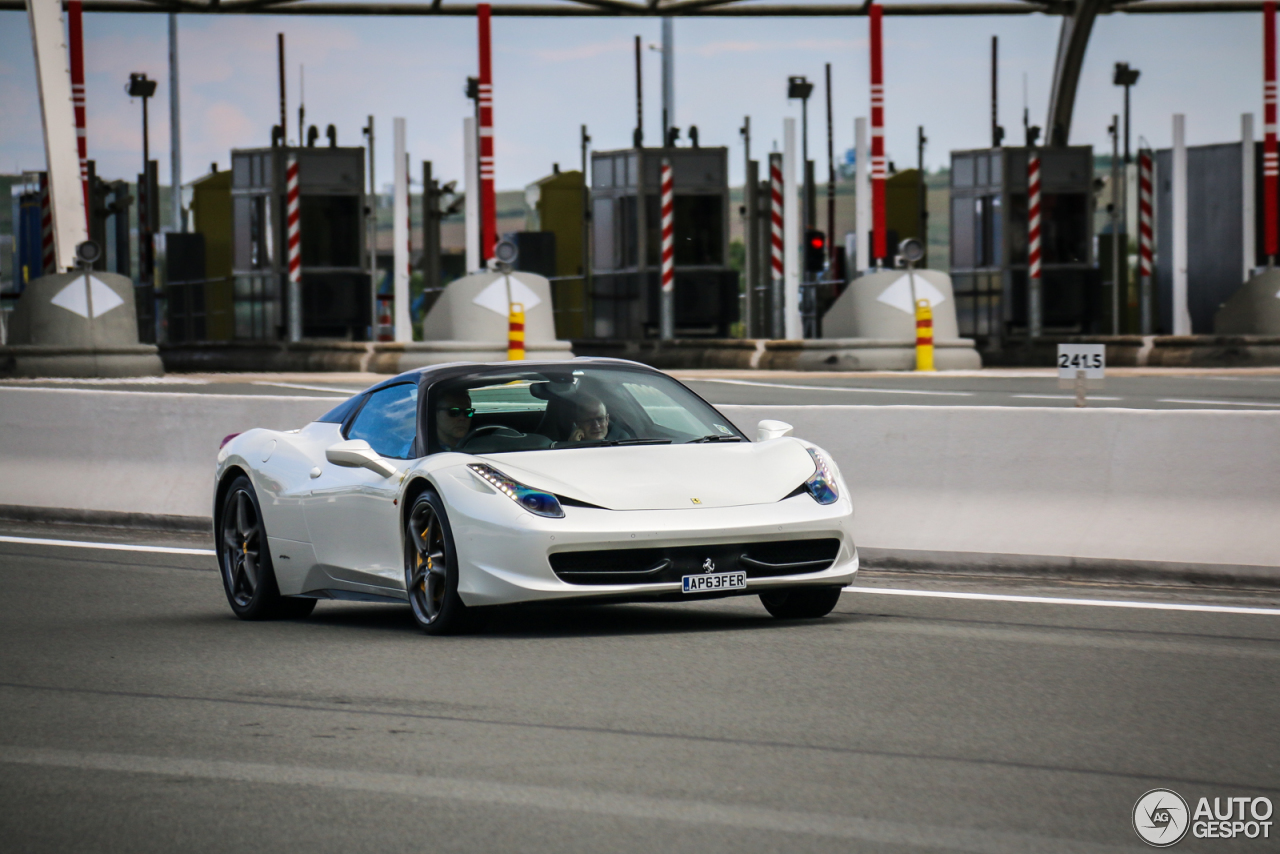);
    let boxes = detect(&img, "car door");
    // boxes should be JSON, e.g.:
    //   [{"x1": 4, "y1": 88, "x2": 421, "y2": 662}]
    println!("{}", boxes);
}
[{"x1": 304, "y1": 382, "x2": 419, "y2": 590}]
